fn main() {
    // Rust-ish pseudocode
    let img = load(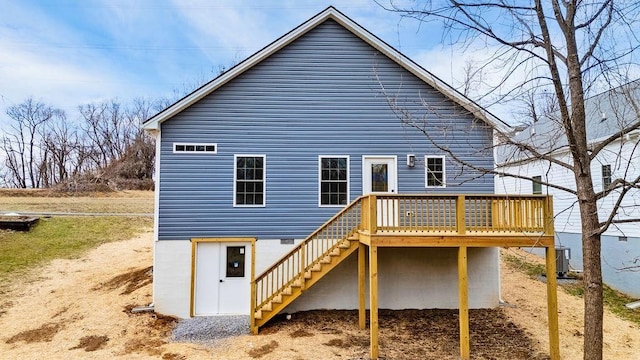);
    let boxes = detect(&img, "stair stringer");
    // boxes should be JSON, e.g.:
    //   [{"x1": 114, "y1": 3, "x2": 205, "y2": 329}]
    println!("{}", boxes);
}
[
  {"x1": 254, "y1": 236, "x2": 359, "y2": 329},
  {"x1": 251, "y1": 196, "x2": 365, "y2": 334}
]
